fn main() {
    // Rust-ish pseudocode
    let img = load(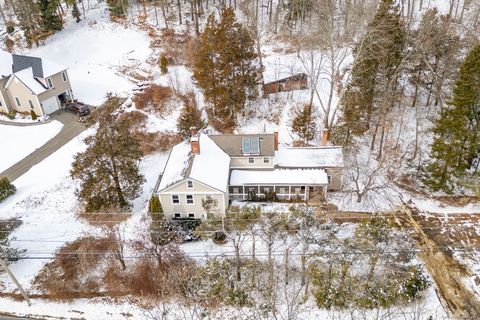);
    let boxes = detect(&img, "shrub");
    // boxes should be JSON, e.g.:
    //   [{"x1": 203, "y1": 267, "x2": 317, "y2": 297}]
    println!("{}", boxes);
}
[
  {"x1": 7, "y1": 110, "x2": 16, "y2": 120},
  {"x1": 159, "y1": 55, "x2": 168, "y2": 74},
  {"x1": 6, "y1": 22, "x2": 14, "y2": 34},
  {"x1": 31, "y1": 109, "x2": 37, "y2": 121},
  {"x1": 213, "y1": 231, "x2": 227, "y2": 243},
  {"x1": 0, "y1": 177, "x2": 16, "y2": 202},
  {"x1": 134, "y1": 85, "x2": 173, "y2": 115}
]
